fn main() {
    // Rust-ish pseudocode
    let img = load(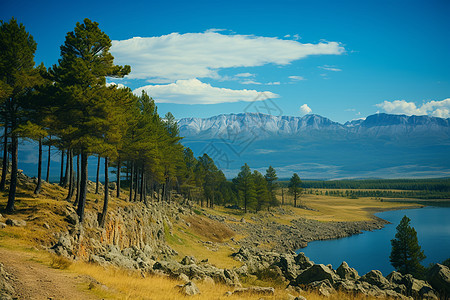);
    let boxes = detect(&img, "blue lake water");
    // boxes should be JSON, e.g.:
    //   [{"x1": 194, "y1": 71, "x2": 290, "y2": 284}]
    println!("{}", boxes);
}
[{"x1": 297, "y1": 206, "x2": 450, "y2": 276}]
